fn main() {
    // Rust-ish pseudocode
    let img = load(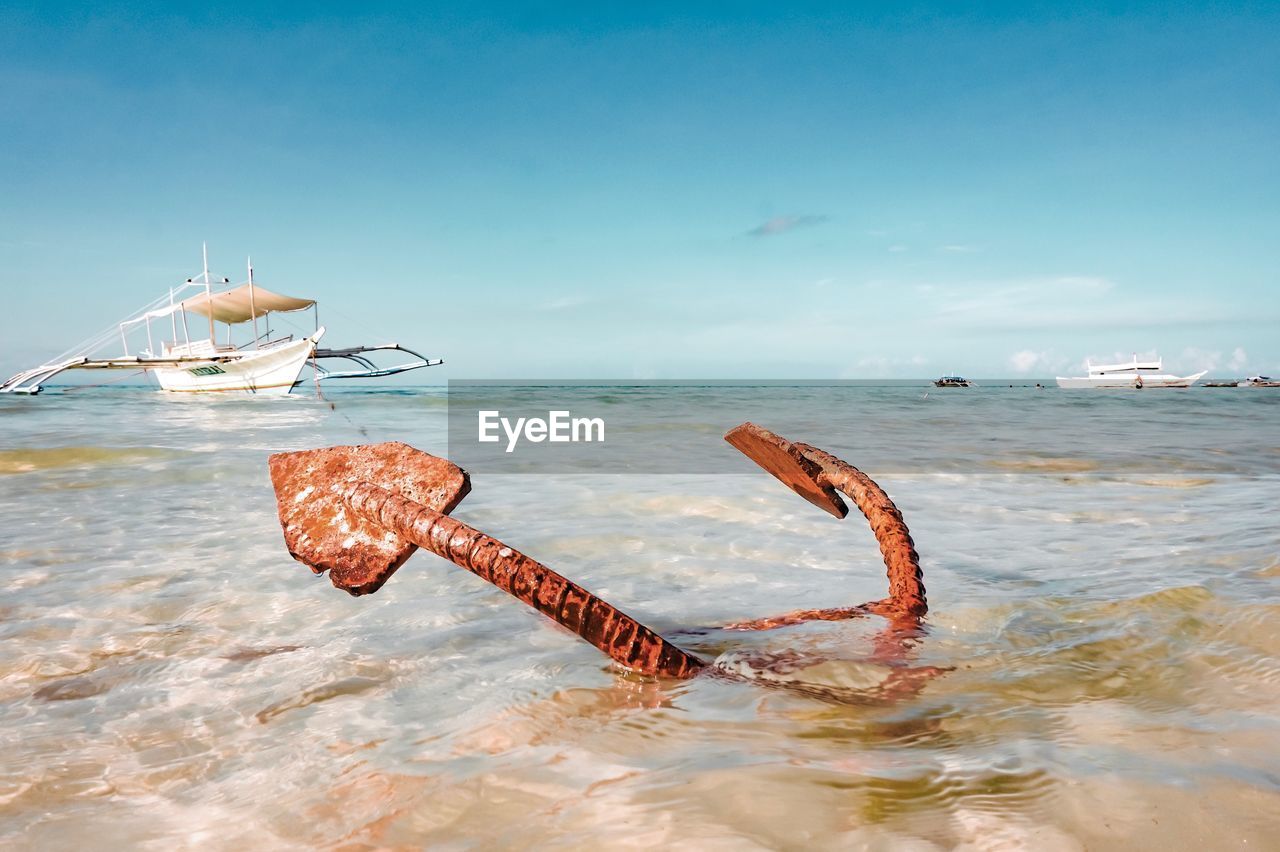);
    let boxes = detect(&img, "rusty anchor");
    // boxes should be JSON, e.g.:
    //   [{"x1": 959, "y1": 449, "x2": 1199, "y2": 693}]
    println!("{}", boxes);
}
[{"x1": 268, "y1": 422, "x2": 929, "y2": 680}]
